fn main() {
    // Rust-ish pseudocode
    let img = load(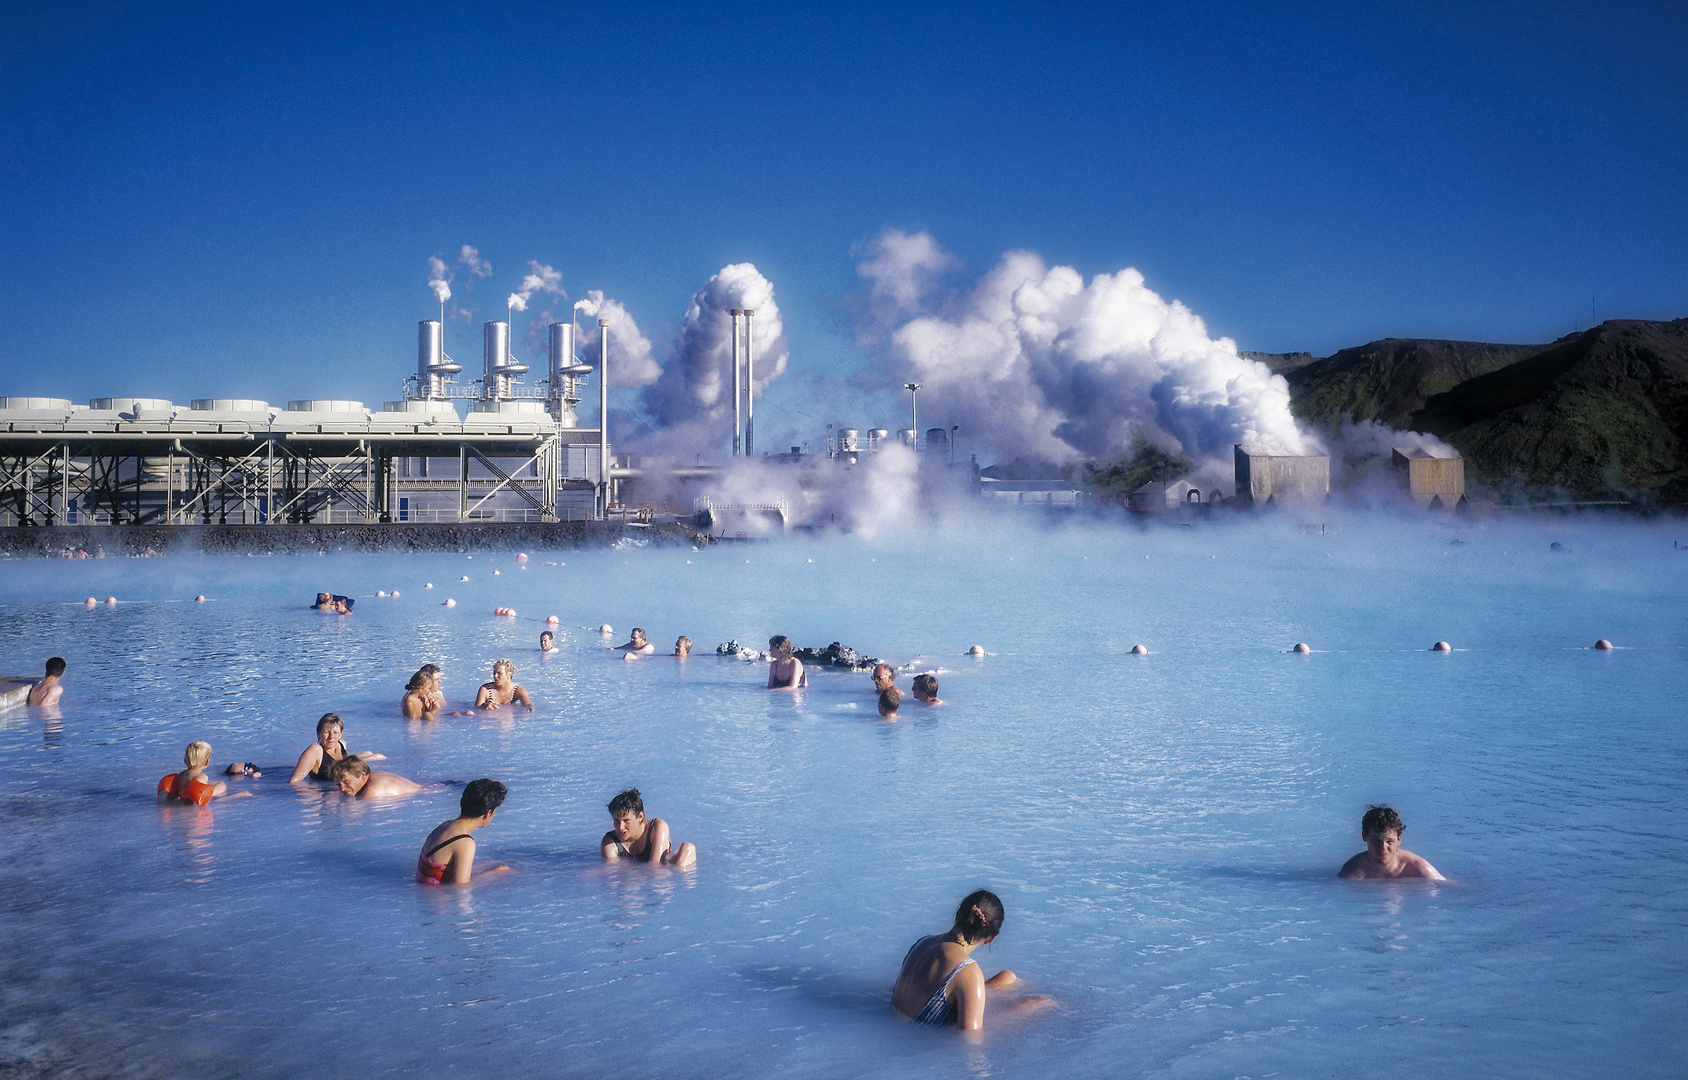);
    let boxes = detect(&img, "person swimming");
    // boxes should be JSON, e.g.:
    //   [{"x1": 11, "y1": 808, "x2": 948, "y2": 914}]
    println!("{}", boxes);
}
[
  {"x1": 289, "y1": 713, "x2": 385, "y2": 782},
  {"x1": 878, "y1": 686, "x2": 902, "y2": 719},
  {"x1": 313, "y1": 593, "x2": 354, "y2": 613},
  {"x1": 416, "y1": 778, "x2": 511, "y2": 885},
  {"x1": 1338, "y1": 804, "x2": 1445, "y2": 880},
  {"x1": 612, "y1": 628, "x2": 656, "y2": 655},
  {"x1": 892, "y1": 890, "x2": 1047, "y2": 1031},
  {"x1": 766, "y1": 635, "x2": 807, "y2": 690},
  {"x1": 331, "y1": 756, "x2": 421, "y2": 798},
  {"x1": 872, "y1": 663, "x2": 896, "y2": 695},
  {"x1": 26, "y1": 656, "x2": 65, "y2": 707},
  {"x1": 158, "y1": 741, "x2": 252, "y2": 805},
  {"x1": 600, "y1": 788, "x2": 696, "y2": 867},
  {"x1": 540, "y1": 631, "x2": 557, "y2": 653},
  {"x1": 401, "y1": 666, "x2": 443, "y2": 720},
  {"x1": 674, "y1": 636, "x2": 692, "y2": 657},
  {"x1": 911, "y1": 673, "x2": 943, "y2": 706},
  {"x1": 475, "y1": 659, "x2": 534, "y2": 711}
]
